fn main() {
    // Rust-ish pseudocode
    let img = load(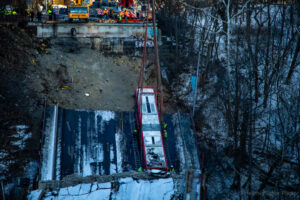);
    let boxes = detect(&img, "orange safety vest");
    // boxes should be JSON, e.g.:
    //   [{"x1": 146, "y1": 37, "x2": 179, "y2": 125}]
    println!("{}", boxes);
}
[
  {"x1": 120, "y1": 11, "x2": 124, "y2": 17},
  {"x1": 125, "y1": 10, "x2": 129, "y2": 18}
]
